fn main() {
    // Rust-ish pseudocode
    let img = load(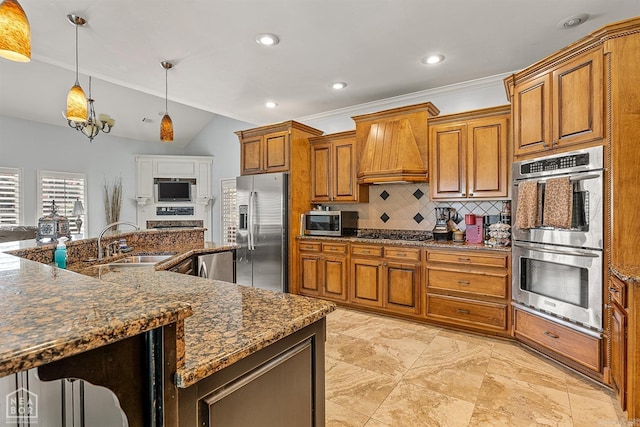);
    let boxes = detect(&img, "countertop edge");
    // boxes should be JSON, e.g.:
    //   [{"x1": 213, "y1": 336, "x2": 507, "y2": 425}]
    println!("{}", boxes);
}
[{"x1": 611, "y1": 265, "x2": 640, "y2": 284}]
